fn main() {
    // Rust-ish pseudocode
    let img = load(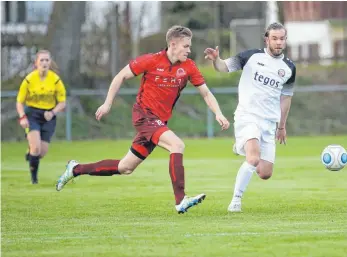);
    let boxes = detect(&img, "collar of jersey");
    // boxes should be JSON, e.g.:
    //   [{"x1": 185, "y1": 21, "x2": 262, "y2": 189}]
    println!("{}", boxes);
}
[{"x1": 264, "y1": 48, "x2": 284, "y2": 59}]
